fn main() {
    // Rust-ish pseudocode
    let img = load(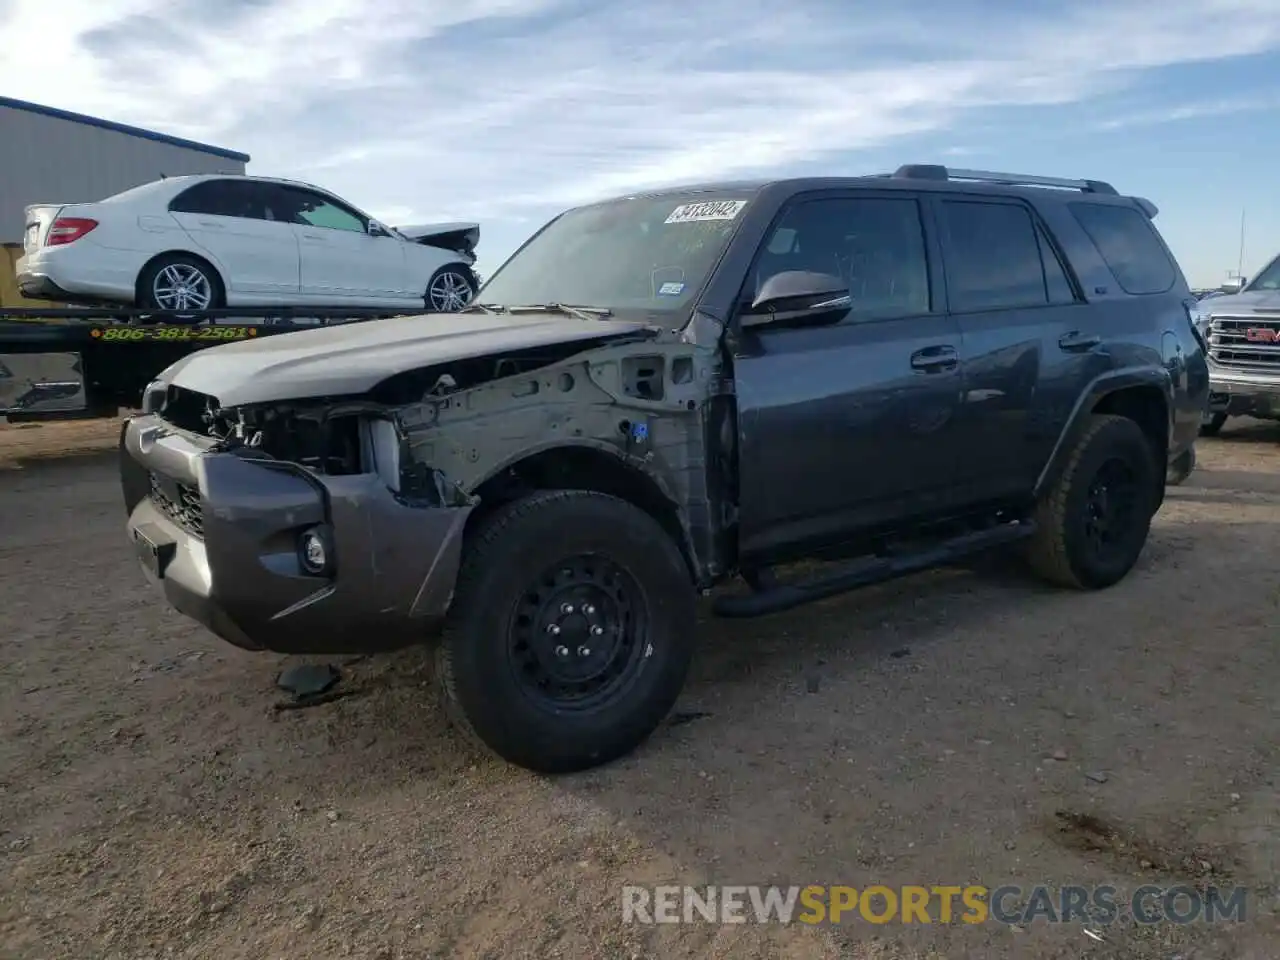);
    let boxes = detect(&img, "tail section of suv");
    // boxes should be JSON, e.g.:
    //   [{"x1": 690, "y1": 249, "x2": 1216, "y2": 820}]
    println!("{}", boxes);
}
[
  {"x1": 119, "y1": 164, "x2": 1207, "y2": 773},
  {"x1": 1192, "y1": 250, "x2": 1280, "y2": 435}
]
